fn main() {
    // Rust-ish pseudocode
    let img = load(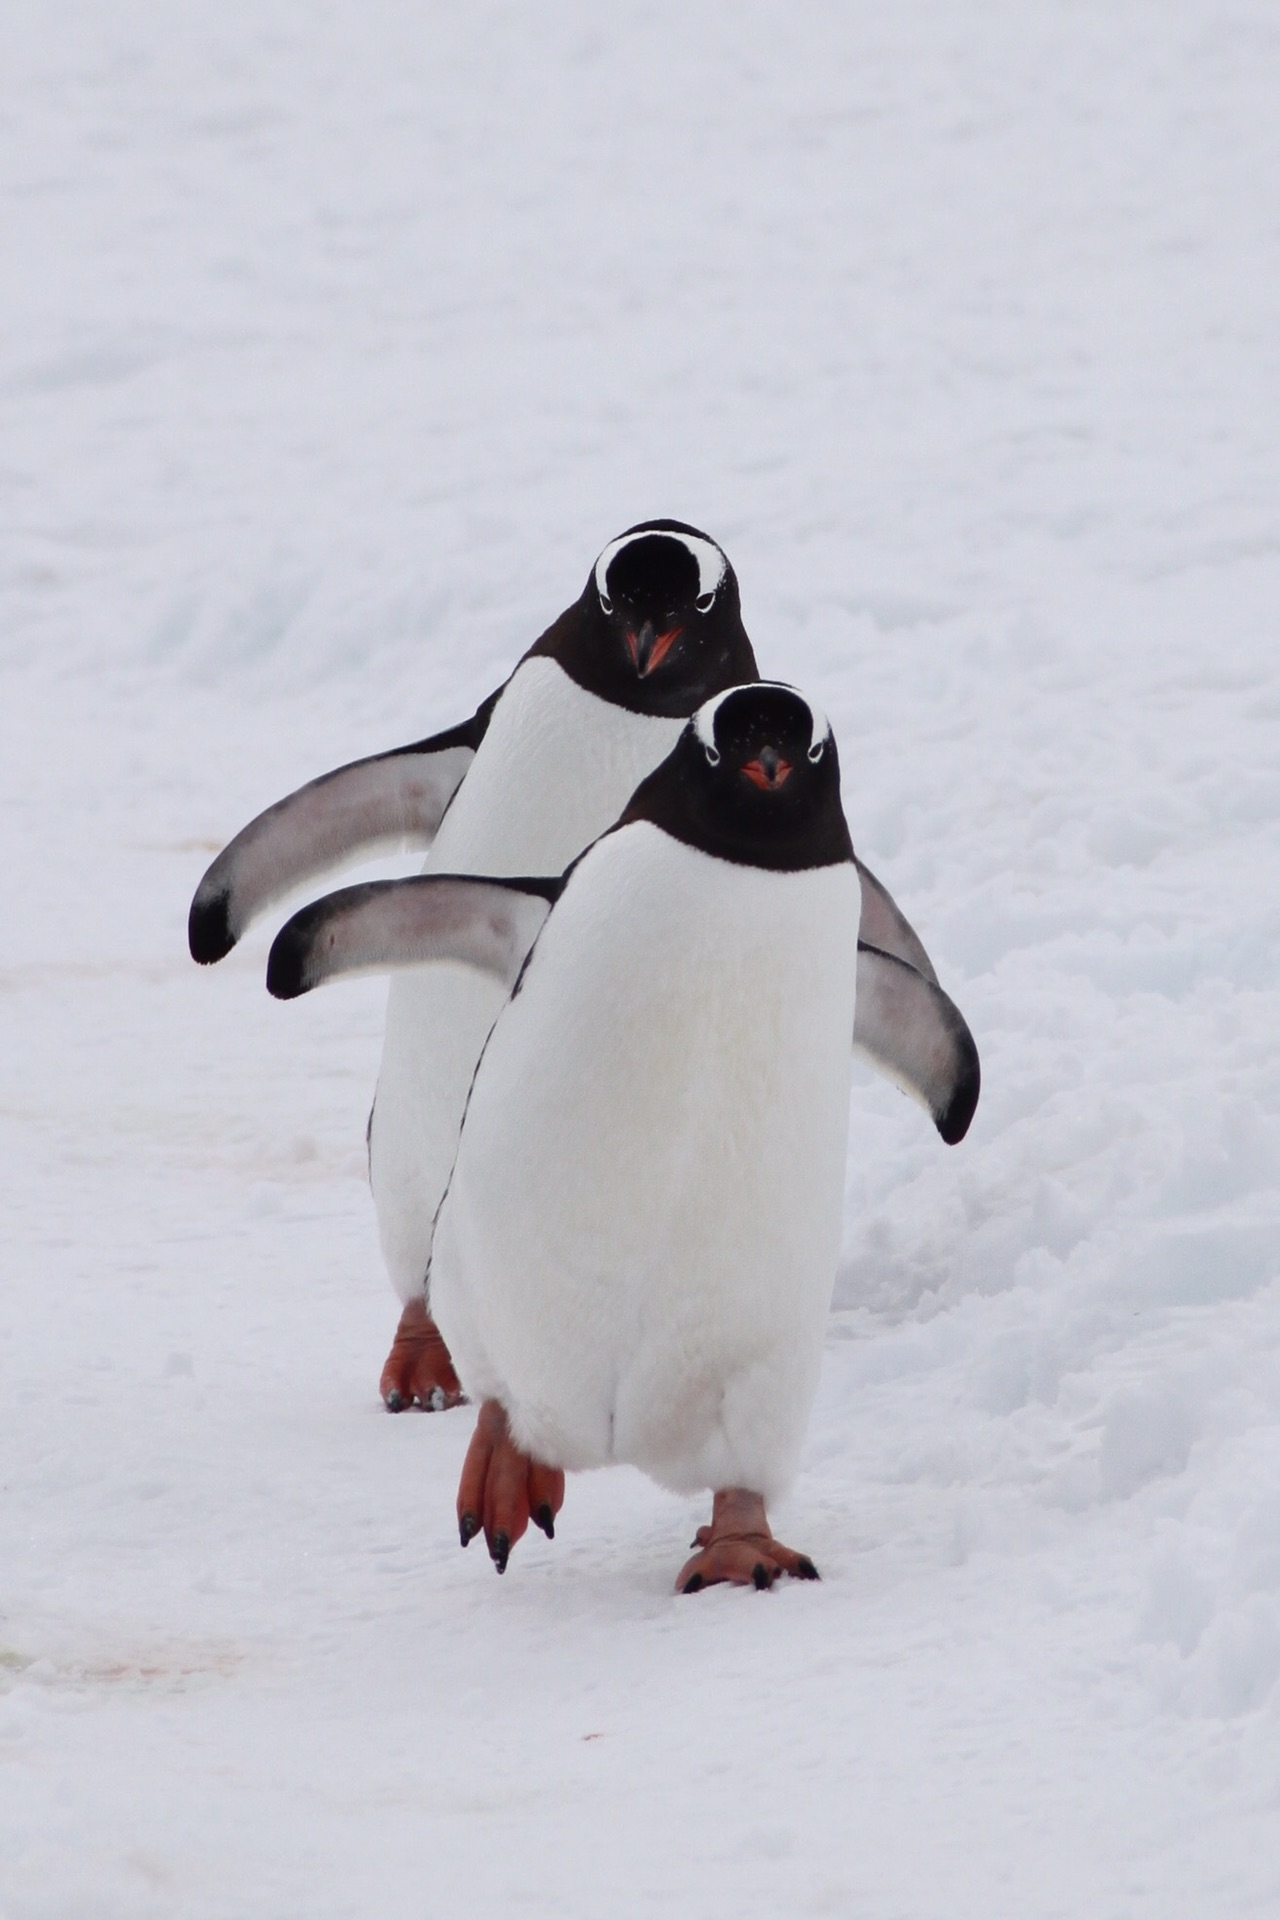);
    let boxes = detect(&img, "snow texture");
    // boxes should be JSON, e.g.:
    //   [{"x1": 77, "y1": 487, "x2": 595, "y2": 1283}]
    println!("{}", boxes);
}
[{"x1": 2, "y1": 3, "x2": 1279, "y2": 1914}]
